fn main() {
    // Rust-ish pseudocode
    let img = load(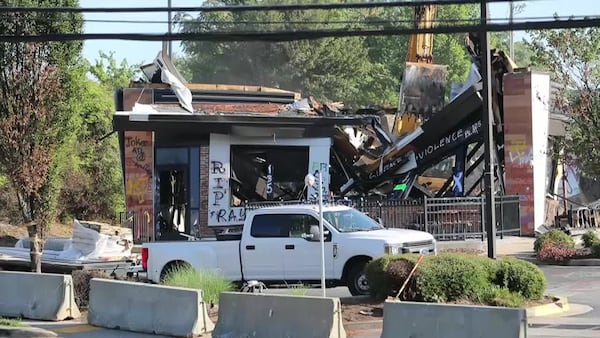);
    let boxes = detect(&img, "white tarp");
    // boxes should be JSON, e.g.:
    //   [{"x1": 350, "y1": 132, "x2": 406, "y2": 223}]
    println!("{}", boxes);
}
[
  {"x1": 0, "y1": 219, "x2": 132, "y2": 263},
  {"x1": 57, "y1": 219, "x2": 132, "y2": 261}
]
